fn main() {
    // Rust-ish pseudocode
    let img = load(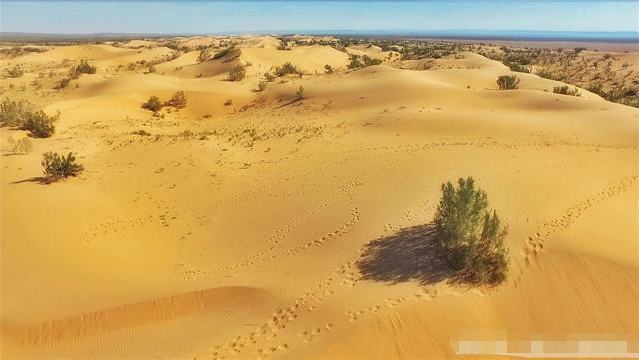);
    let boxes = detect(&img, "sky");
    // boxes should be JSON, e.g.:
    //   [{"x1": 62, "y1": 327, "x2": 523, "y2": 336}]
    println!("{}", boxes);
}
[{"x1": 1, "y1": 1, "x2": 638, "y2": 35}]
